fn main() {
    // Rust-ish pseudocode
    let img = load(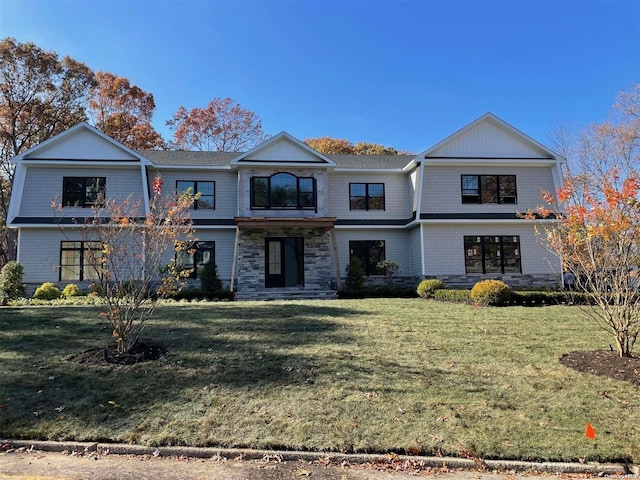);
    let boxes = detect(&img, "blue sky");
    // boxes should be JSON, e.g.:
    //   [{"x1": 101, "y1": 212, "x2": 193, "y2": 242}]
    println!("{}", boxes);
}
[{"x1": 1, "y1": 0, "x2": 638, "y2": 153}]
